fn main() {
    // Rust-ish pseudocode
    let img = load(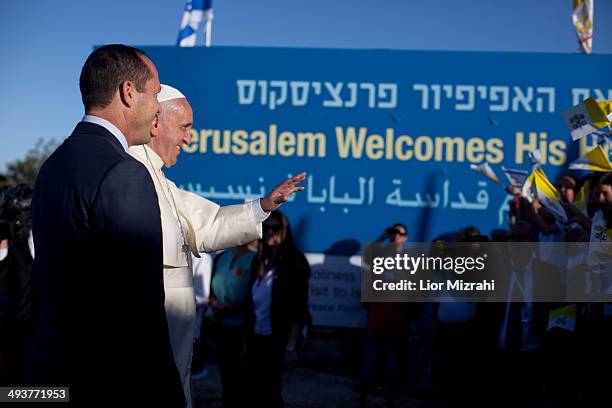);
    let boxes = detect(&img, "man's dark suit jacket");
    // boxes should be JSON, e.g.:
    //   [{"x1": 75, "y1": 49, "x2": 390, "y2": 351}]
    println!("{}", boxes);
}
[{"x1": 24, "y1": 121, "x2": 185, "y2": 406}]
